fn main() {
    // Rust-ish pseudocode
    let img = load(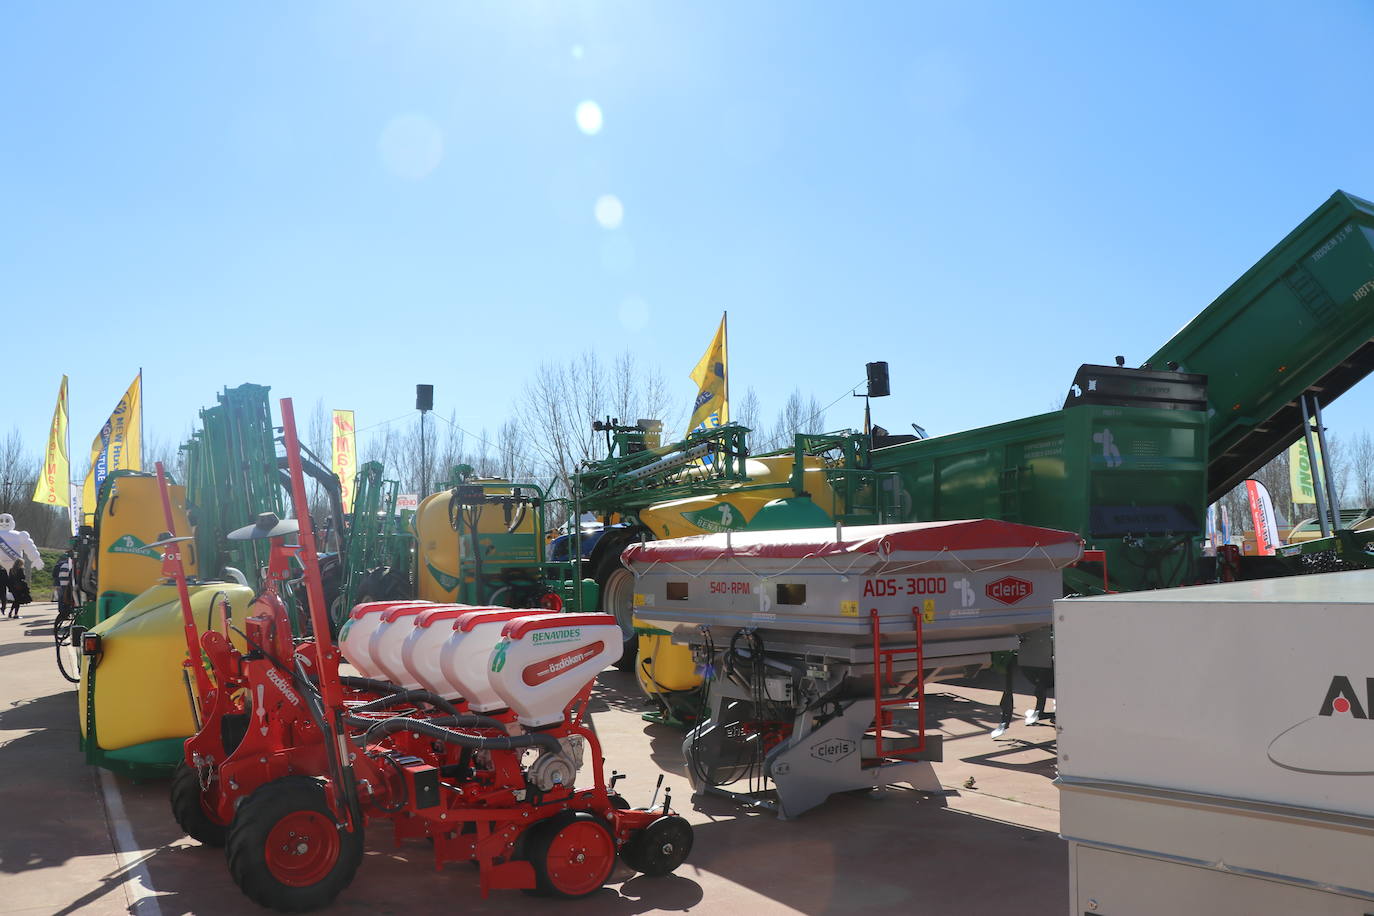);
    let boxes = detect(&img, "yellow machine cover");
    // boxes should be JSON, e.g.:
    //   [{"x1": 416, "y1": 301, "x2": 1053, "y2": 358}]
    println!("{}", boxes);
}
[
  {"x1": 97, "y1": 474, "x2": 197, "y2": 599},
  {"x1": 413, "y1": 482, "x2": 540, "y2": 603},
  {"x1": 635, "y1": 456, "x2": 837, "y2": 540},
  {"x1": 80, "y1": 582, "x2": 254, "y2": 751}
]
